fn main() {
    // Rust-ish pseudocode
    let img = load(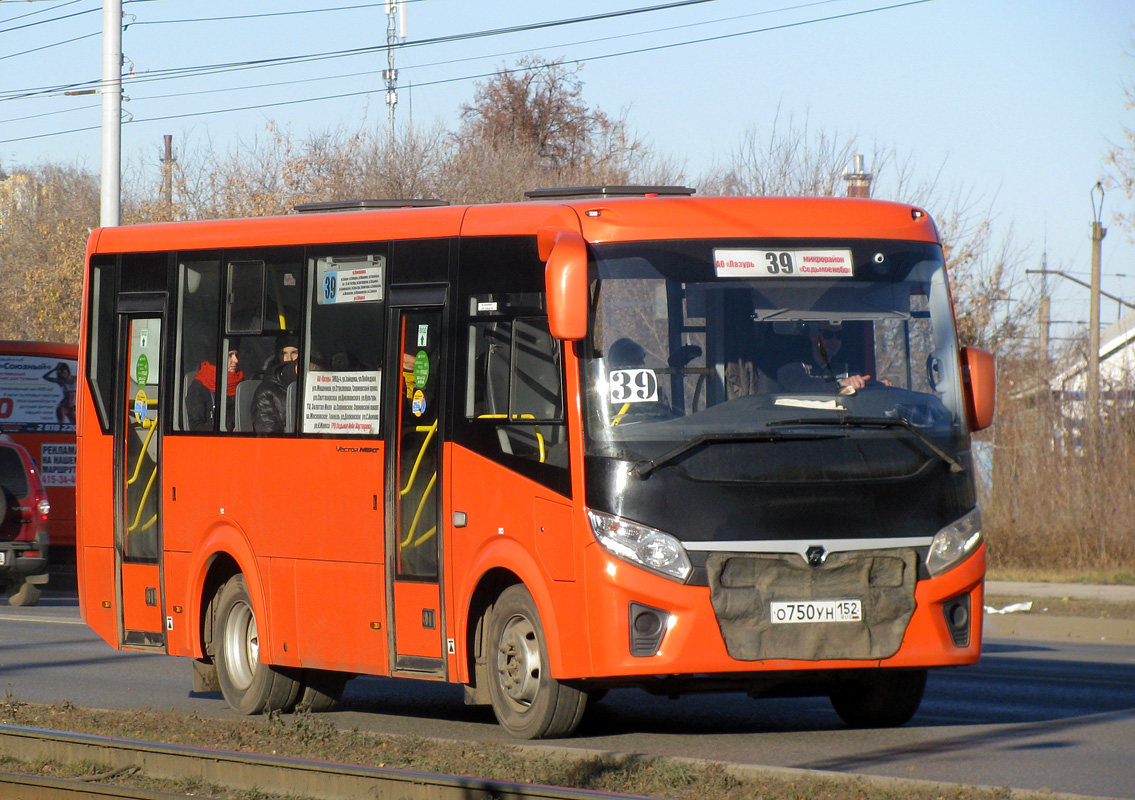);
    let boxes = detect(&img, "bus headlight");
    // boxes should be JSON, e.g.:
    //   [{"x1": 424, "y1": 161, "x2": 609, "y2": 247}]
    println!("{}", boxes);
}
[
  {"x1": 926, "y1": 507, "x2": 983, "y2": 577},
  {"x1": 588, "y1": 510, "x2": 692, "y2": 582}
]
